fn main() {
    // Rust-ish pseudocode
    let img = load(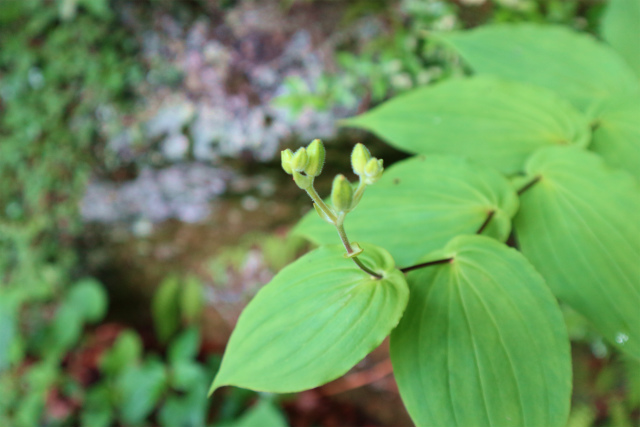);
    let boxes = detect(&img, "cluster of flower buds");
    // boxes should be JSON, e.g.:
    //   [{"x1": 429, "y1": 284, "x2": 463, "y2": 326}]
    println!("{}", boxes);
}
[
  {"x1": 351, "y1": 143, "x2": 384, "y2": 185},
  {"x1": 281, "y1": 139, "x2": 326, "y2": 190},
  {"x1": 281, "y1": 139, "x2": 384, "y2": 221}
]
